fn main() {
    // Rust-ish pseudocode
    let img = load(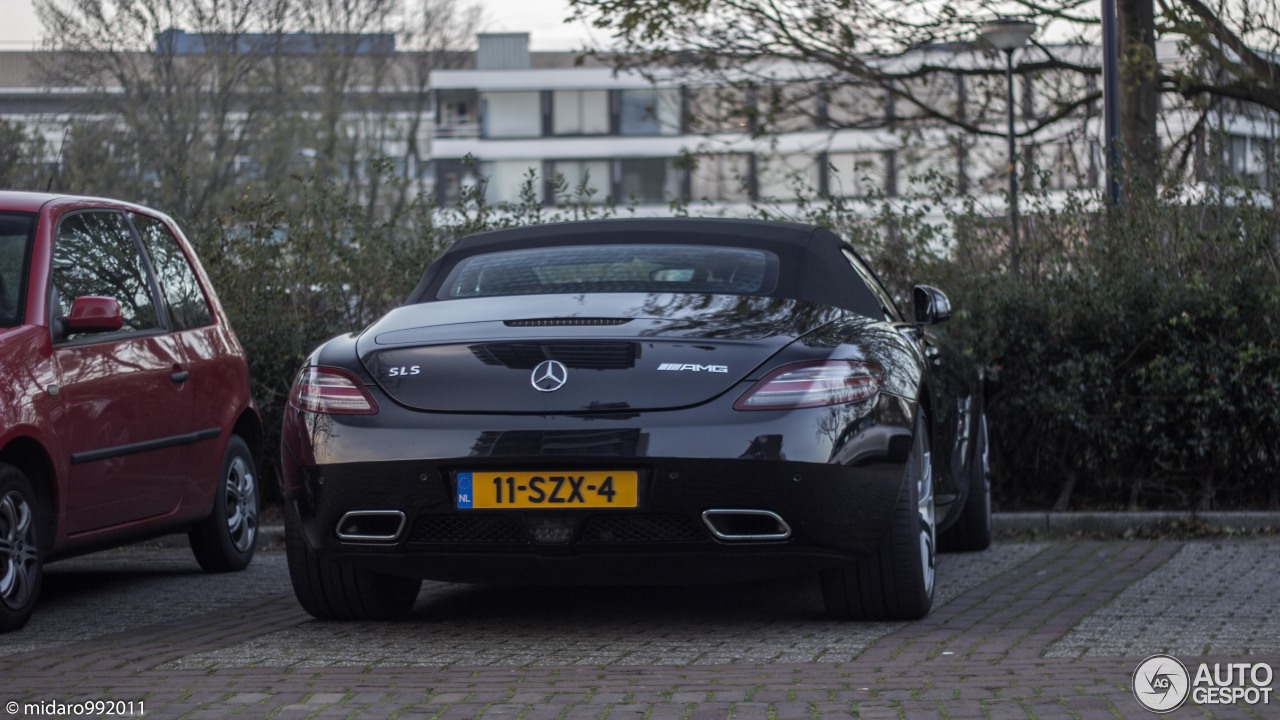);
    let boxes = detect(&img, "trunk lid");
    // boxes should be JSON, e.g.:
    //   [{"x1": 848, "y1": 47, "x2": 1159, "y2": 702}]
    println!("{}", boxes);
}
[{"x1": 358, "y1": 293, "x2": 840, "y2": 413}]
